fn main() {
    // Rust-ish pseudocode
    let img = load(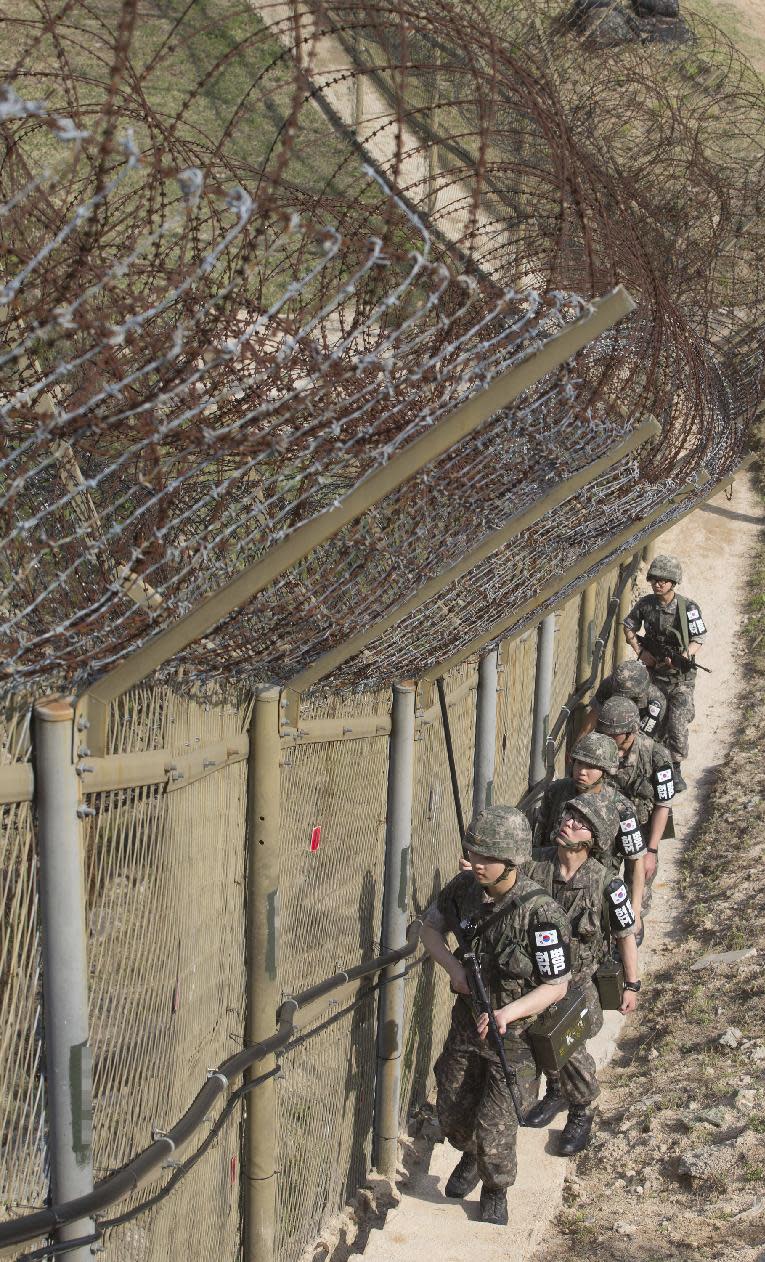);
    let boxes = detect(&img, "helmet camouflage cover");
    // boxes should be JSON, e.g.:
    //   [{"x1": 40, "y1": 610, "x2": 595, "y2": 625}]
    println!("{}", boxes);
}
[
  {"x1": 464, "y1": 805, "x2": 532, "y2": 865},
  {"x1": 571, "y1": 731, "x2": 619, "y2": 775},
  {"x1": 561, "y1": 795, "x2": 619, "y2": 848},
  {"x1": 612, "y1": 659, "x2": 650, "y2": 705},
  {"x1": 647, "y1": 553, "x2": 682, "y2": 584},
  {"x1": 597, "y1": 696, "x2": 640, "y2": 735}
]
